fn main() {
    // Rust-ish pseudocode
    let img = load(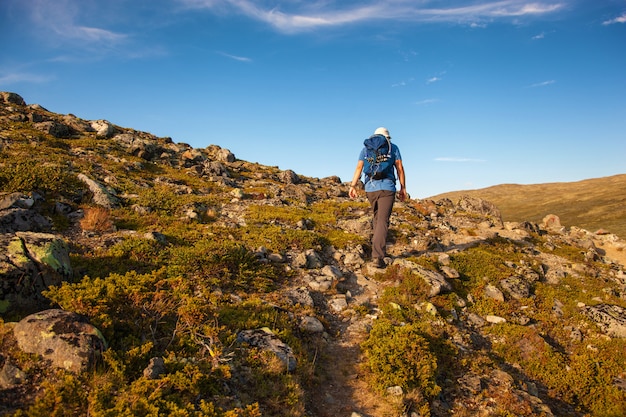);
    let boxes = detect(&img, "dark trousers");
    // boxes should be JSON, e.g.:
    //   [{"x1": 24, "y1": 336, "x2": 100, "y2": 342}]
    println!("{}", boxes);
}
[{"x1": 366, "y1": 190, "x2": 395, "y2": 259}]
